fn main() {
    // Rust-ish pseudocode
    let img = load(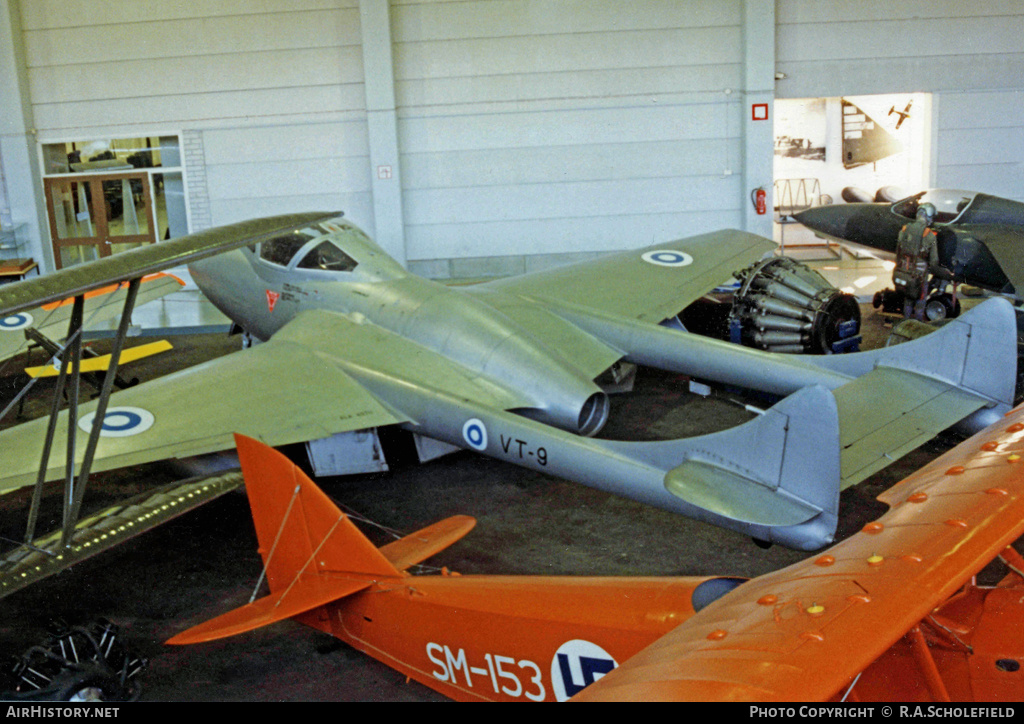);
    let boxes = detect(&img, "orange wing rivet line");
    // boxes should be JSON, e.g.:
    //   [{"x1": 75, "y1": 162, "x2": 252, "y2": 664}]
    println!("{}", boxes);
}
[
  {"x1": 981, "y1": 441, "x2": 1000, "y2": 451},
  {"x1": 707, "y1": 629, "x2": 728, "y2": 641},
  {"x1": 862, "y1": 522, "x2": 884, "y2": 534},
  {"x1": 945, "y1": 519, "x2": 969, "y2": 529},
  {"x1": 907, "y1": 492, "x2": 928, "y2": 503},
  {"x1": 806, "y1": 603, "x2": 825, "y2": 616},
  {"x1": 757, "y1": 595, "x2": 778, "y2": 606},
  {"x1": 867, "y1": 554, "x2": 884, "y2": 566},
  {"x1": 945, "y1": 466, "x2": 965, "y2": 475},
  {"x1": 800, "y1": 631, "x2": 825, "y2": 642},
  {"x1": 815, "y1": 555, "x2": 835, "y2": 567},
  {"x1": 1007, "y1": 423, "x2": 1024, "y2": 433}
]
